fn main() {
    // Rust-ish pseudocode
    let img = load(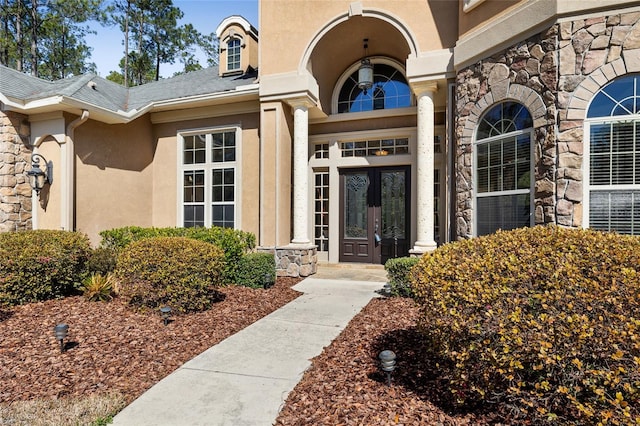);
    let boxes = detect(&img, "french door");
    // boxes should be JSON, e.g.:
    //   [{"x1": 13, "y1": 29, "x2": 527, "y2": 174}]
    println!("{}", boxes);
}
[{"x1": 339, "y1": 167, "x2": 410, "y2": 264}]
